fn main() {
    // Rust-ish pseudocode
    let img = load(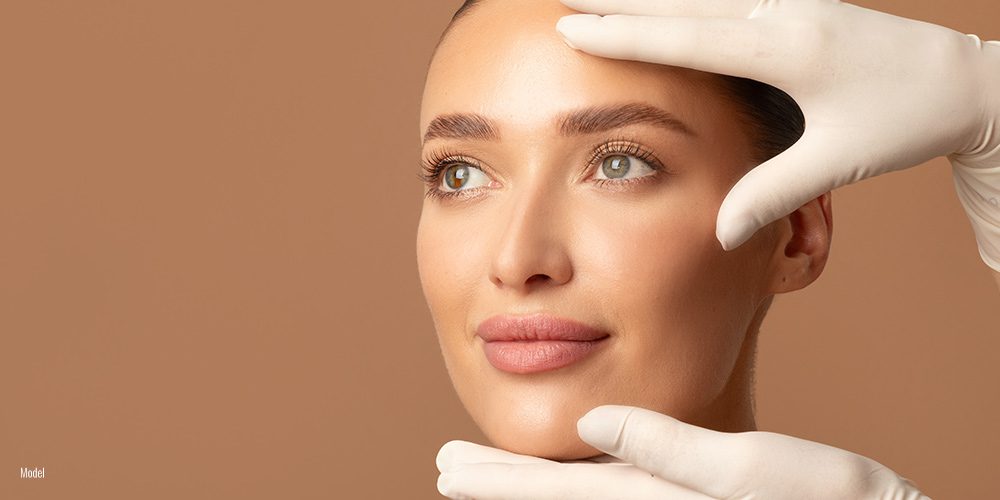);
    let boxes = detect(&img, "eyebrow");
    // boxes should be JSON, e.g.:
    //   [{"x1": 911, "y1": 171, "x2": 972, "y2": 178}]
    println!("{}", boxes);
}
[
  {"x1": 558, "y1": 103, "x2": 696, "y2": 138},
  {"x1": 422, "y1": 102, "x2": 696, "y2": 145},
  {"x1": 422, "y1": 113, "x2": 499, "y2": 143}
]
